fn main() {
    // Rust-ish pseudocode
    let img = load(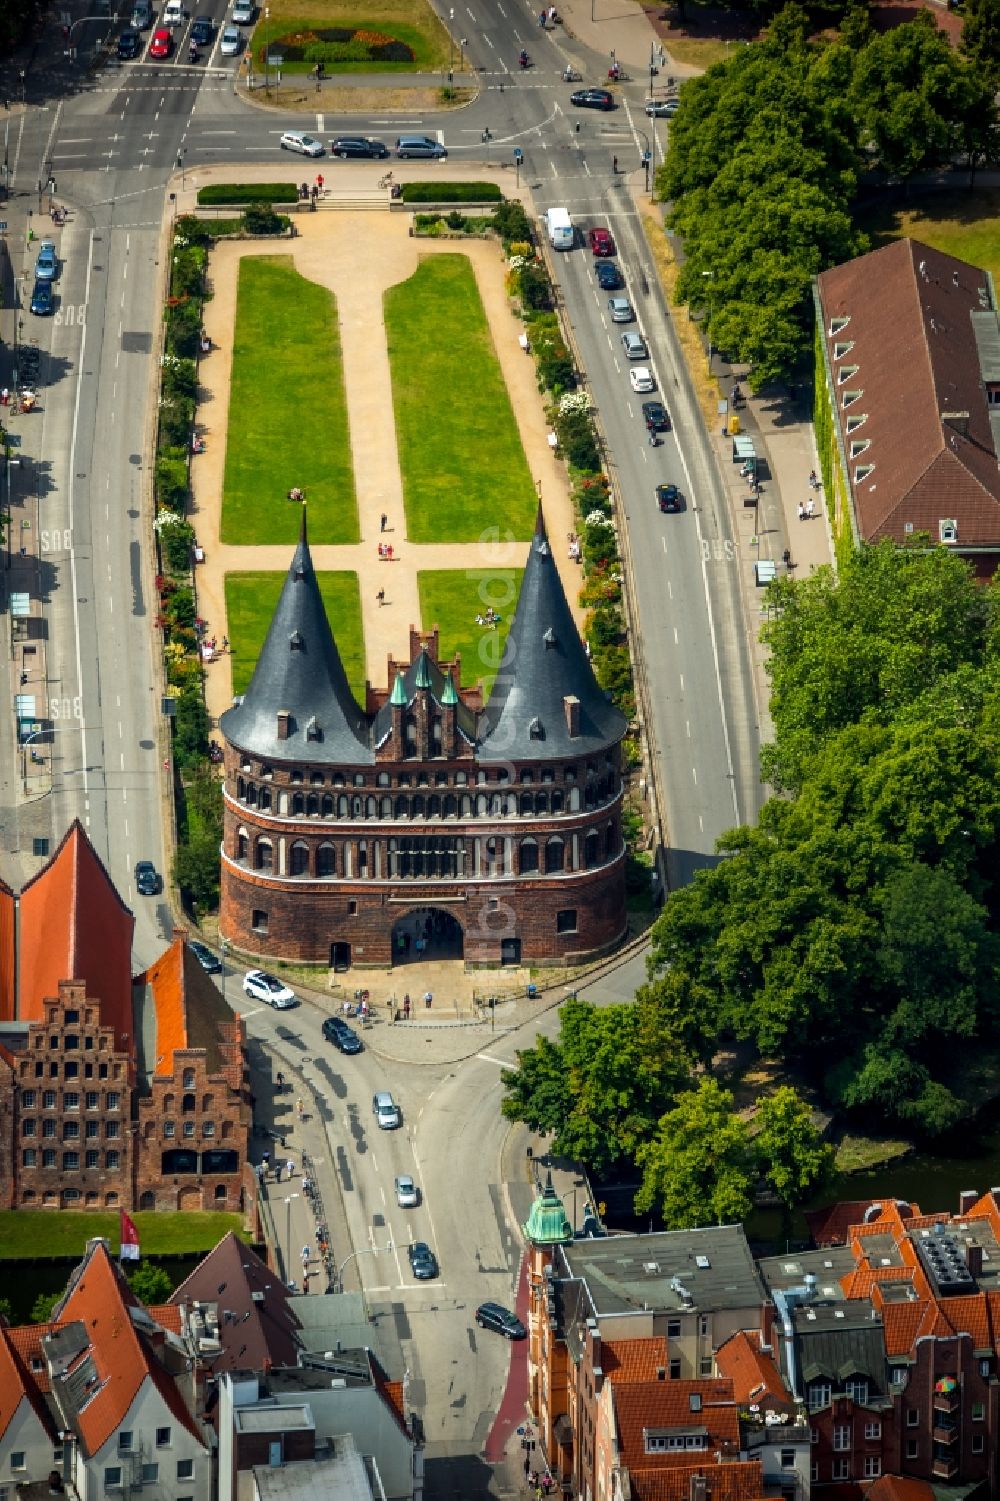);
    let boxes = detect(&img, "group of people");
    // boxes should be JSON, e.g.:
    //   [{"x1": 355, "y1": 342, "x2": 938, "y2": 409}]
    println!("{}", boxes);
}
[
  {"x1": 538, "y1": 5, "x2": 559, "y2": 23},
  {"x1": 797, "y1": 497, "x2": 818, "y2": 521},
  {"x1": 255, "y1": 1153, "x2": 297, "y2": 1185},
  {"x1": 475, "y1": 606, "x2": 501, "y2": 628},
  {"x1": 288, "y1": 486, "x2": 306, "y2": 502},
  {"x1": 378, "y1": 542, "x2": 395, "y2": 560},
  {"x1": 524, "y1": 1465, "x2": 555, "y2": 1499}
]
